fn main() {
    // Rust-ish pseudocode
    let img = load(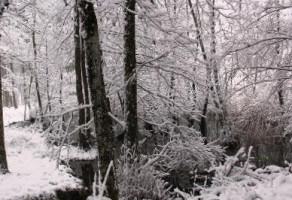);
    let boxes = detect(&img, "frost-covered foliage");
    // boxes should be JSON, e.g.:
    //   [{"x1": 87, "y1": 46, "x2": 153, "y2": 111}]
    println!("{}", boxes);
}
[
  {"x1": 229, "y1": 99, "x2": 291, "y2": 166},
  {"x1": 117, "y1": 149, "x2": 169, "y2": 200},
  {"x1": 156, "y1": 136, "x2": 224, "y2": 173},
  {"x1": 176, "y1": 147, "x2": 292, "y2": 200},
  {"x1": 231, "y1": 100, "x2": 286, "y2": 145}
]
